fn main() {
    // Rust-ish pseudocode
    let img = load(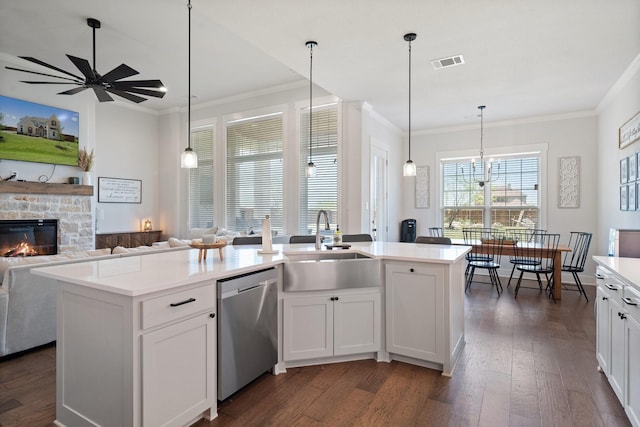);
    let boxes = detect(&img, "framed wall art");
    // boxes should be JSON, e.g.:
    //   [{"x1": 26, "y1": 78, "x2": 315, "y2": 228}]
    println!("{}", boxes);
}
[
  {"x1": 558, "y1": 156, "x2": 580, "y2": 208},
  {"x1": 619, "y1": 111, "x2": 640, "y2": 149},
  {"x1": 629, "y1": 183, "x2": 637, "y2": 211},
  {"x1": 415, "y1": 165, "x2": 430, "y2": 208},
  {"x1": 621, "y1": 185, "x2": 628, "y2": 211},
  {"x1": 98, "y1": 177, "x2": 142, "y2": 203},
  {"x1": 621, "y1": 157, "x2": 628, "y2": 184},
  {"x1": 629, "y1": 153, "x2": 638, "y2": 182}
]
